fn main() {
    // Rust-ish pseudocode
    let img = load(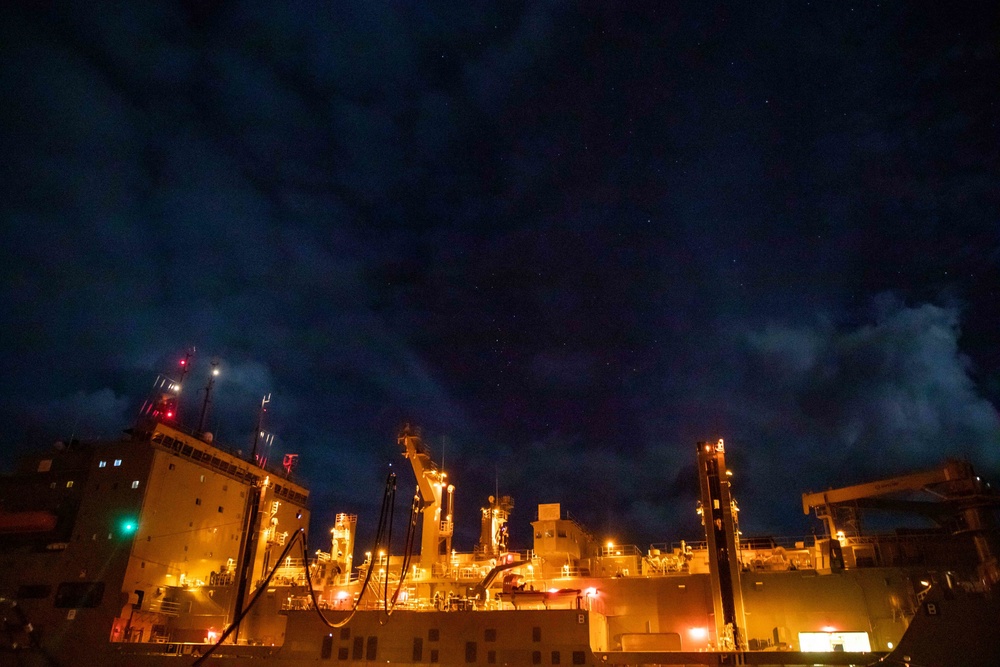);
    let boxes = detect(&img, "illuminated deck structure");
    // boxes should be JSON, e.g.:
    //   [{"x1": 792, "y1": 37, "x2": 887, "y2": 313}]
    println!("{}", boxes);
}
[{"x1": 1, "y1": 420, "x2": 997, "y2": 666}]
